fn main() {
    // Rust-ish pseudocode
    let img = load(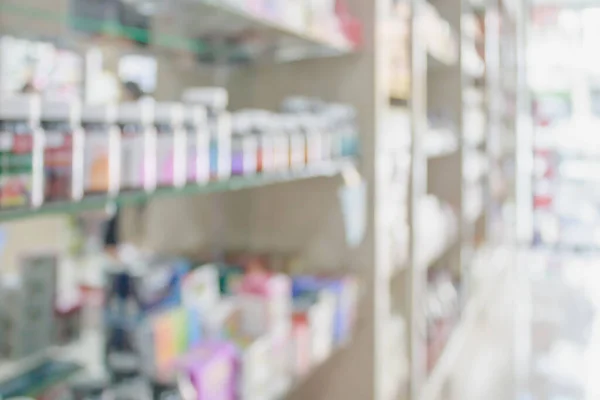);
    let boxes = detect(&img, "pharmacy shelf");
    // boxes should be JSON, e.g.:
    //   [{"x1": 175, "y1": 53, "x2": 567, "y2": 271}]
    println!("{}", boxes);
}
[
  {"x1": 0, "y1": 159, "x2": 356, "y2": 223},
  {"x1": 0, "y1": 327, "x2": 354, "y2": 400},
  {"x1": 183, "y1": 0, "x2": 355, "y2": 63},
  {"x1": 0, "y1": 1, "x2": 355, "y2": 64}
]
